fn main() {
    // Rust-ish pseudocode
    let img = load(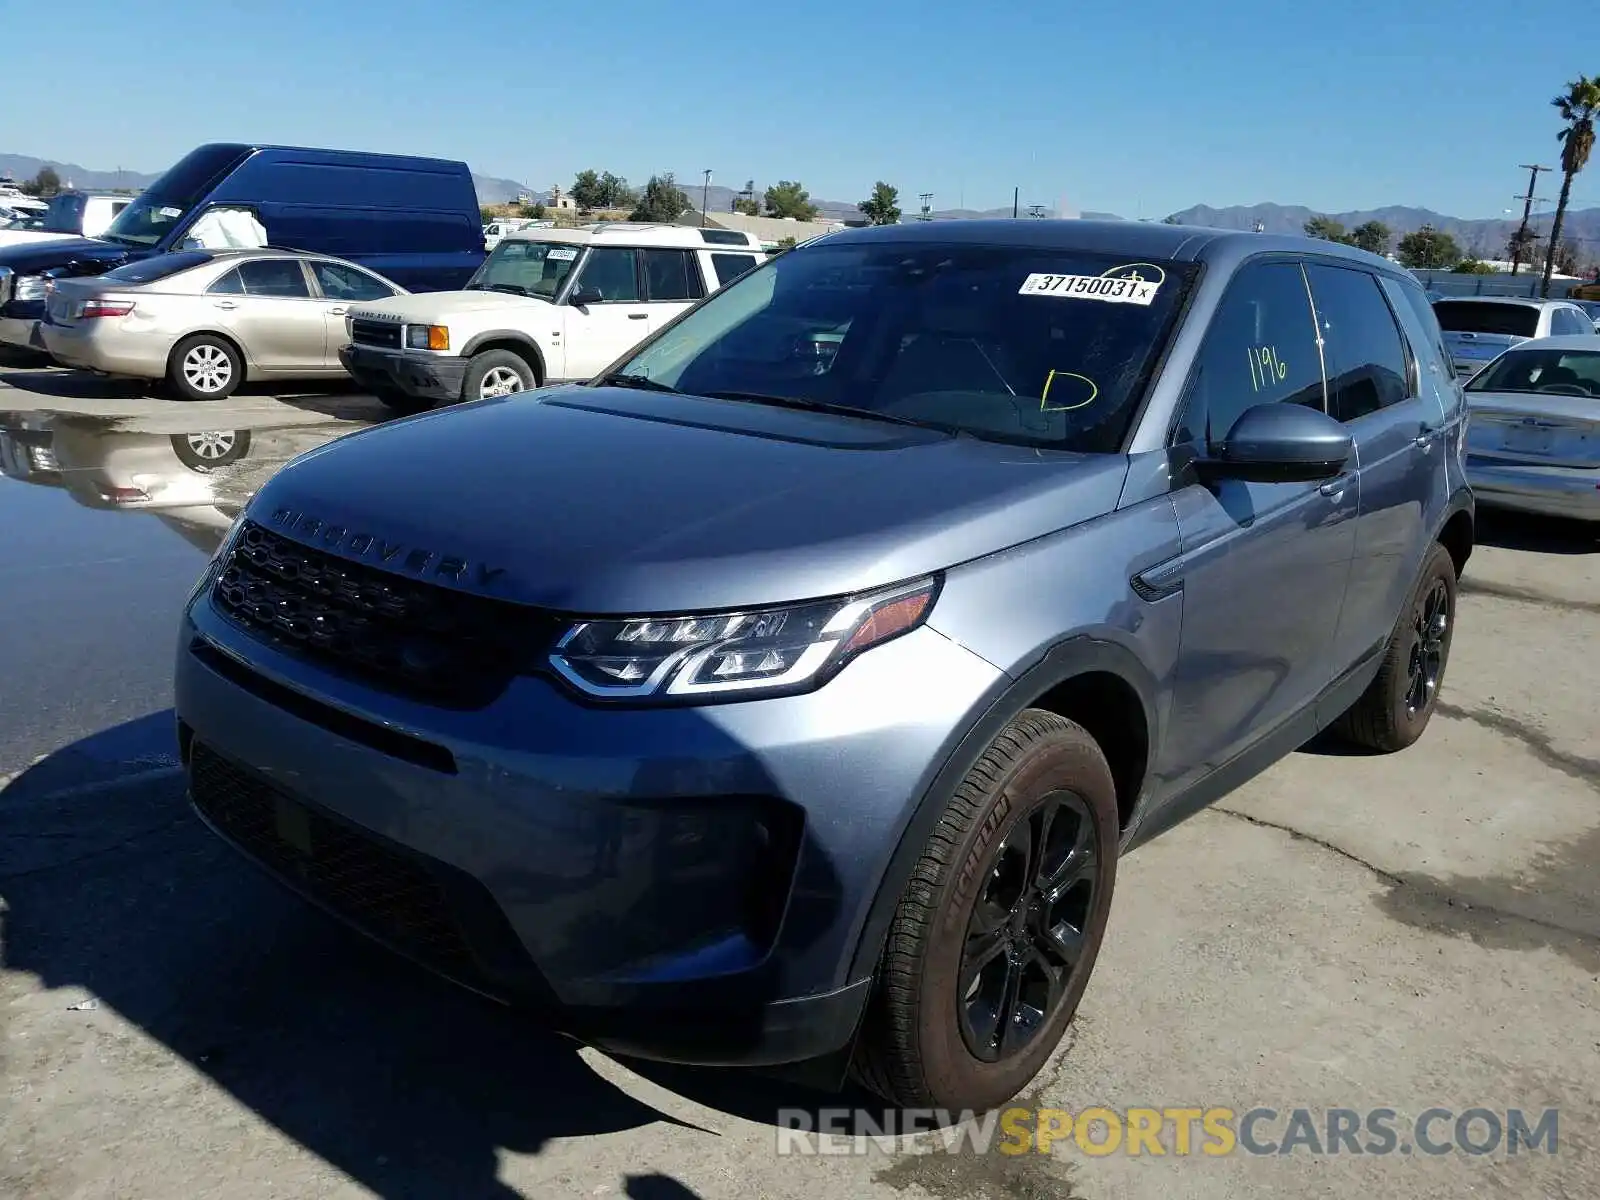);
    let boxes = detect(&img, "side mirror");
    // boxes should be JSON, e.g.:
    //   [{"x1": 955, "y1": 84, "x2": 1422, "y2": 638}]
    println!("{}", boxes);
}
[
  {"x1": 569, "y1": 285, "x2": 603, "y2": 307},
  {"x1": 1196, "y1": 402, "x2": 1352, "y2": 484}
]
